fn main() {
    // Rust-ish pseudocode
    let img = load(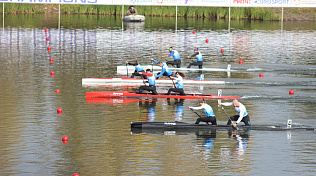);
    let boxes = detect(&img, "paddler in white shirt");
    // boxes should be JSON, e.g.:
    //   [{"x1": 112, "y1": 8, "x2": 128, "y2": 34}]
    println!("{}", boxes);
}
[
  {"x1": 189, "y1": 99, "x2": 217, "y2": 125},
  {"x1": 218, "y1": 100, "x2": 250, "y2": 127}
]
